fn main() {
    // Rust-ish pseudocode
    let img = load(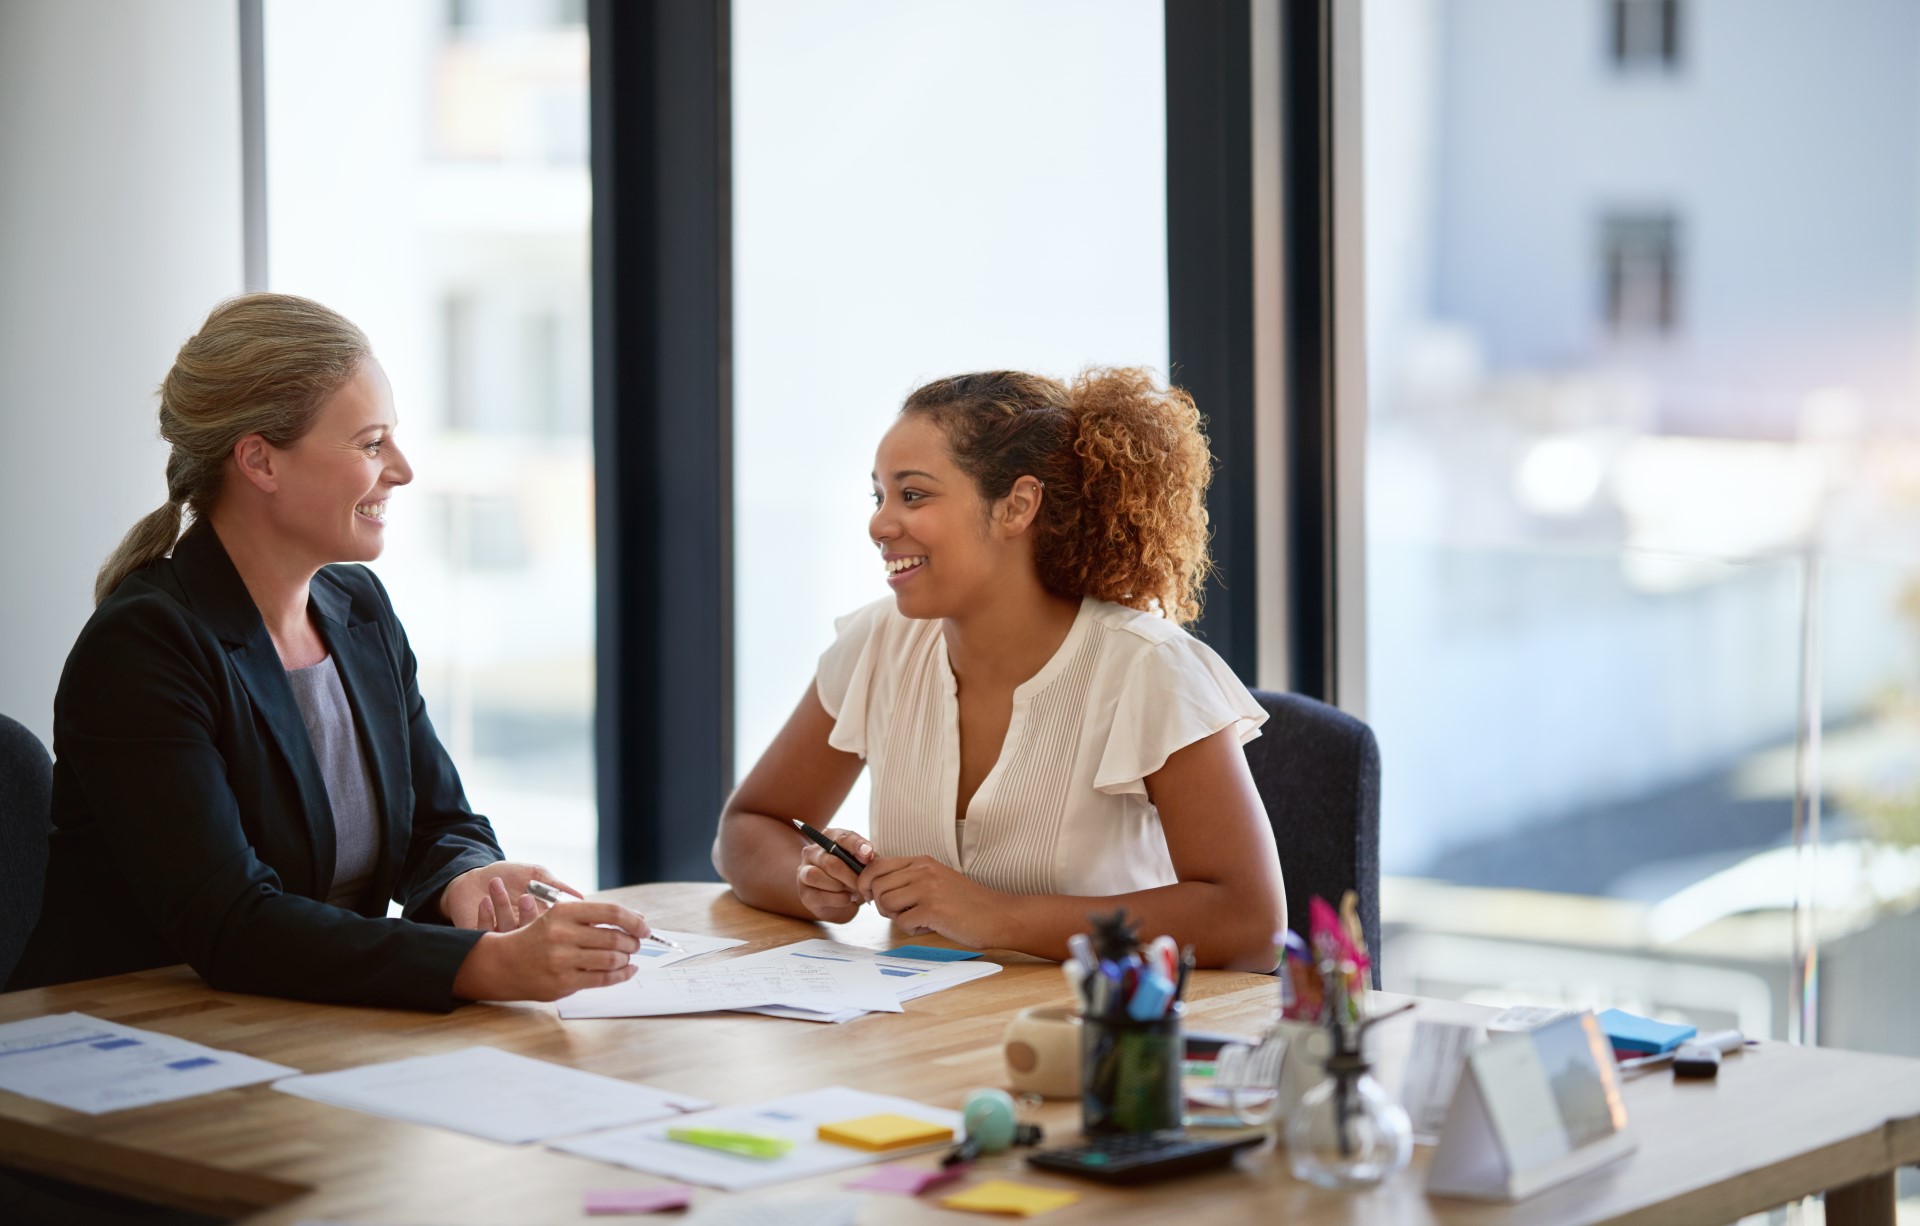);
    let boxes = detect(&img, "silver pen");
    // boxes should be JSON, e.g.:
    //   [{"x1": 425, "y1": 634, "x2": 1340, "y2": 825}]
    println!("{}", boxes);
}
[{"x1": 525, "y1": 879, "x2": 685, "y2": 953}]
